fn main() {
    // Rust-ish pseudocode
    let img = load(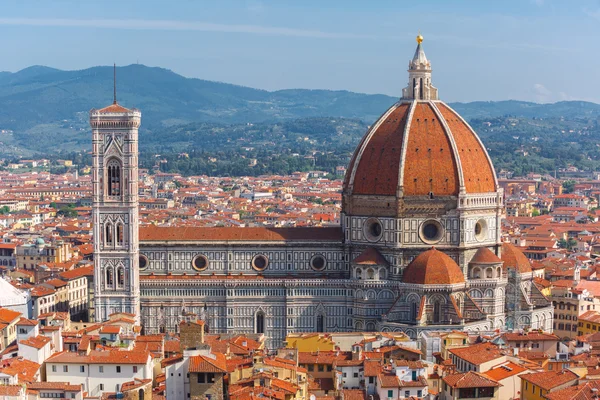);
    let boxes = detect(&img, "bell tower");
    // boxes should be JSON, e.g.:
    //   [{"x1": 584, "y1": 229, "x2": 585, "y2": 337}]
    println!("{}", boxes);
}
[{"x1": 90, "y1": 71, "x2": 141, "y2": 323}]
